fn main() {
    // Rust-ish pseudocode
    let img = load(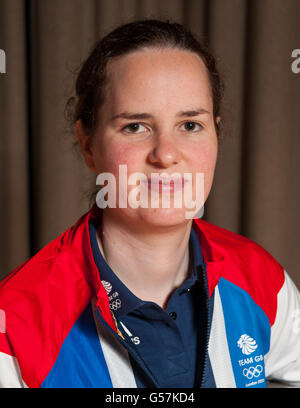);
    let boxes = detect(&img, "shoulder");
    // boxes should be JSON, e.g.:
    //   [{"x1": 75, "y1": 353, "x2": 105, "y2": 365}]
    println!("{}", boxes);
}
[
  {"x1": 195, "y1": 218, "x2": 283, "y2": 270},
  {"x1": 194, "y1": 219, "x2": 285, "y2": 325},
  {"x1": 0, "y1": 210, "x2": 93, "y2": 303},
  {"x1": 0, "y1": 210, "x2": 97, "y2": 387},
  {"x1": 0, "y1": 209, "x2": 96, "y2": 295}
]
